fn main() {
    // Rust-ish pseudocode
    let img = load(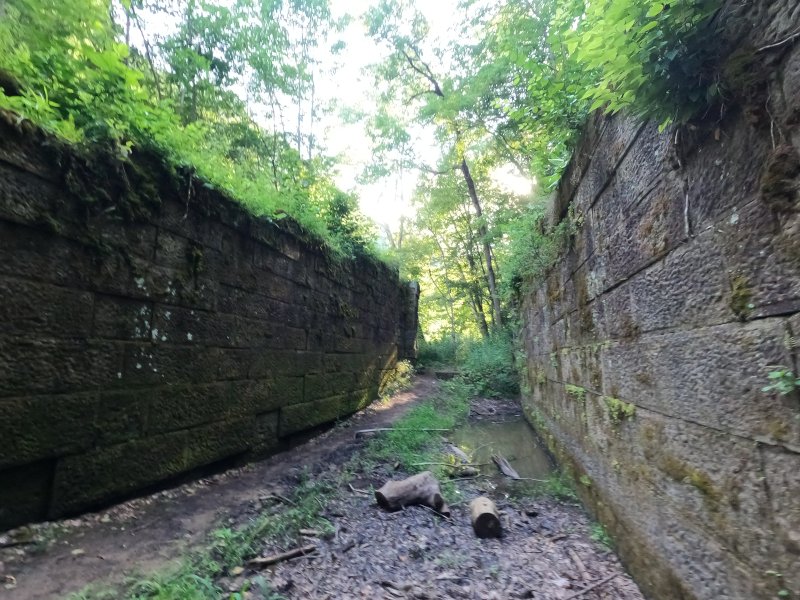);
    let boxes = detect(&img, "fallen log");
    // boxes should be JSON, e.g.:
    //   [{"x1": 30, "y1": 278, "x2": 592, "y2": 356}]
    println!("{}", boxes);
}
[
  {"x1": 247, "y1": 544, "x2": 317, "y2": 568},
  {"x1": 375, "y1": 471, "x2": 451, "y2": 517},
  {"x1": 492, "y1": 454, "x2": 520, "y2": 480},
  {"x1": 470, "y1": 496, "x2": 502, "y2": 538}
]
